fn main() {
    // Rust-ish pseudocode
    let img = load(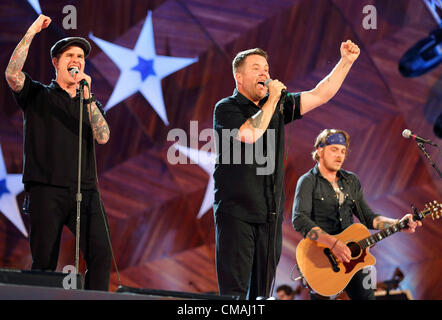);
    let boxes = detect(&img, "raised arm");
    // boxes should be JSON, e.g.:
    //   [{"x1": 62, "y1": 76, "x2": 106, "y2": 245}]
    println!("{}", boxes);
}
[
  {"x1": 300, "y1": 40, "x2": 360, "y2": 115},
  {"x1": 5, "y1": 14, "x2": 51, "y2": 92}
]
